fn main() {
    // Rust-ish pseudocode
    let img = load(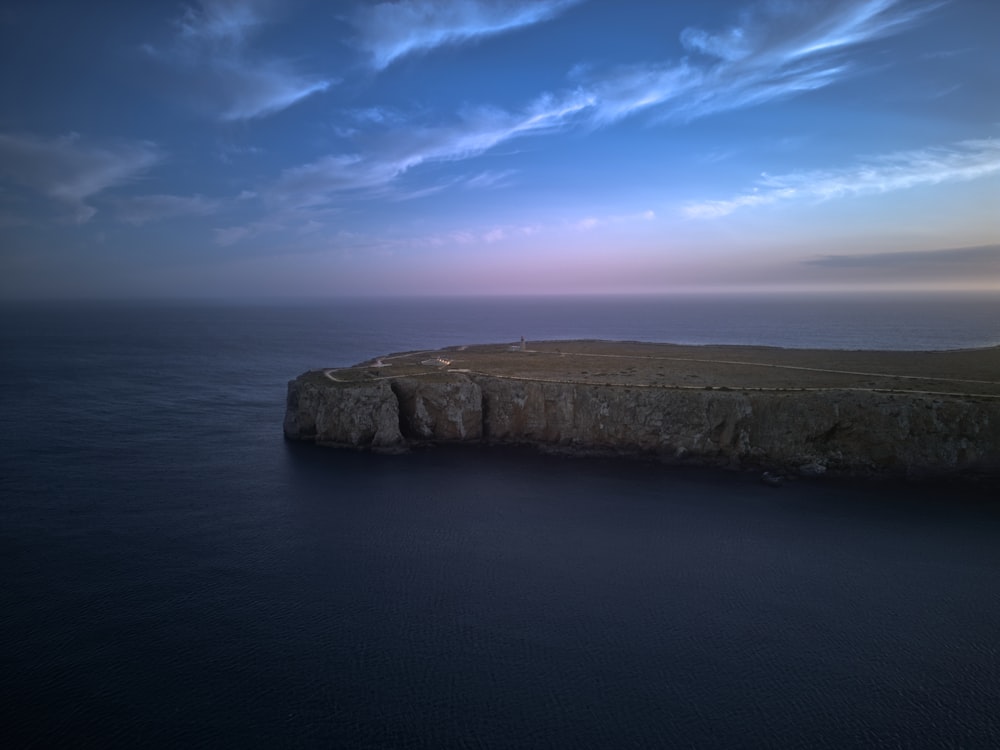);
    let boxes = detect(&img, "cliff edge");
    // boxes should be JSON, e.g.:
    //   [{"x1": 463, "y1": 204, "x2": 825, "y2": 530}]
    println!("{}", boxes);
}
[{"x1": 284, "y1": 340, "x2": 1000, "y2": 478}]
